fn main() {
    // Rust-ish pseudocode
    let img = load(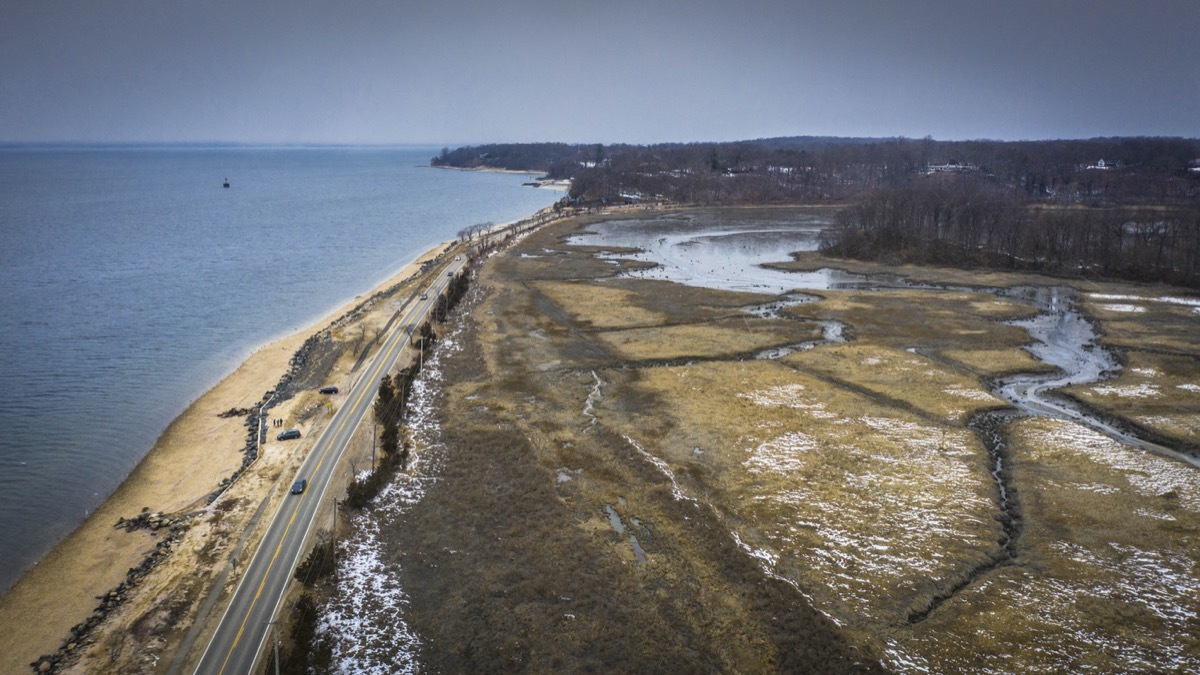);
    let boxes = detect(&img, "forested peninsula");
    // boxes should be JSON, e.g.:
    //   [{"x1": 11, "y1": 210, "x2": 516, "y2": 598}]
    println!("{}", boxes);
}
[{"x1": 434, "y1": 137, "x2": 1200, "y2": 288}]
